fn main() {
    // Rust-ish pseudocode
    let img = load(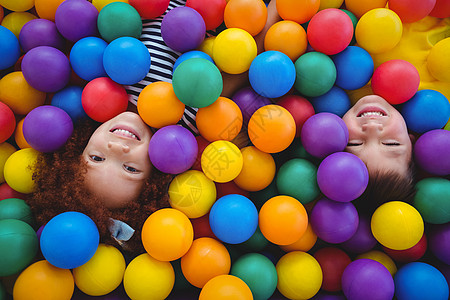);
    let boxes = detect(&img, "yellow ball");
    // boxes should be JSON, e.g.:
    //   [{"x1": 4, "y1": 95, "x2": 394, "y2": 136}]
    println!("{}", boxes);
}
[
  {"x1": 233, "y1": 146, "x2": 276, "y2": 192},
  {"x1": 280, "y1": 222, "x2": 317, "y2": 252},
  {"x1": 371, "y1": 201, "x2": 424, "y2": 250},
  {"x1": 356, "y1": 250, "x2": 397, "y2": 276},
  {"x1": 73, "y1": 244, "x2": 126, "y2": 296},
  {"x1": 123, "y1": 253, "x2": 174, "y2": 300},
  {"x1": 201, "y1": 140, "x2": 244, "y2": 183},
  {"x1": 168, "y1": 170, "x2": 217, "y2": 218},
  {"x1": 213, "y1": 28, "x2": 257, "y2": 74},
  {"x1": 319, "y1": 0, "x2": 344, "y2": 10},
  {"x1": 0, "y1": 0, "x2": 34, "y2": 12},
  {"x1": 197, "y1": 36, "x2": 216, "y2": 58},
  {"x1": 0, "y1": 142, "x2": 16, "y2": 184},
  {"x1": 92, "y1": 0, "x2": 129, "y2": 12},
  {"x1": 4, "y1": 148, "x2": 39, "y2": 194},
  {"x1": 355, "y1": 8, "x2": 403, "y2": 54},
  {"x1": 15, "y1": 118, "x2": 32, "y2": 149},
  {"x1": 427, "y1": 37, "x2": 450, "y2": 82},
  {"x1": 199, "y1": 275, "x2": 253, "y2": 300},
  {"x1": 276, "y1": 251, "x2": 322, "y2": 299},
  {"x1": 1, "y1": 12, "x2": 37, "y2": 38},
  {"x1": 0, "y1": 71, "x2": 46, "y2": 115}
]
